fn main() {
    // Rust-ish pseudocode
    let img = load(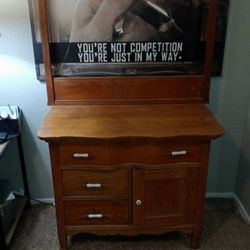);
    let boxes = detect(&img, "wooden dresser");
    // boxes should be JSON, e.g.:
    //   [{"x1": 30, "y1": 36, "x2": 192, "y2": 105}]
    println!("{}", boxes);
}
[
  {"x1": 36, "y1": 0, "x2": 223, "y2": 249},
  {"x1": 38, "y1": 104, "x2": 223, "y2": 249}
]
